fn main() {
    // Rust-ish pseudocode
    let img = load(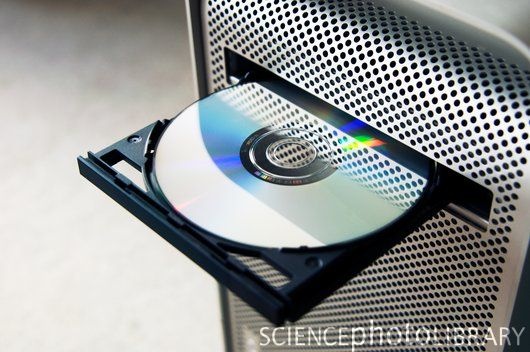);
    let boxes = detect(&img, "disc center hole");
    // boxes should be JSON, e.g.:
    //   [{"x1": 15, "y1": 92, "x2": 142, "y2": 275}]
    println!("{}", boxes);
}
[{"x1": 266, "y1": 138, "x2": 317, "y2": 169}]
